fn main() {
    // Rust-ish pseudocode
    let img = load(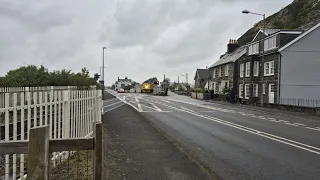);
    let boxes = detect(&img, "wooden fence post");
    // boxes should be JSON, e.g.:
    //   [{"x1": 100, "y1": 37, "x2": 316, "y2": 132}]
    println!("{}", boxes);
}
[
  {"x1": 27, "y1": 125, "x2": 50, "y2": 180},
  {"x1": 93, "y1": 122, "x2": 103, "y2": 180}
]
